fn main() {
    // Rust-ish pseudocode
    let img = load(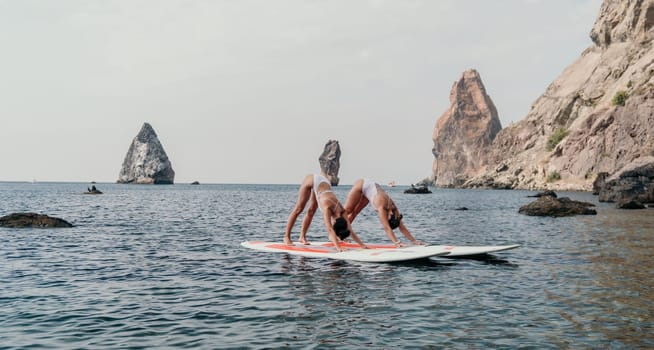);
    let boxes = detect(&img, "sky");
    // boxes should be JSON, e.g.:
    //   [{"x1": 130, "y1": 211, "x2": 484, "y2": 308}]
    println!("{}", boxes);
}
[{"x1": 0, "y1": 0, "x2": 602, "y2": 185}]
